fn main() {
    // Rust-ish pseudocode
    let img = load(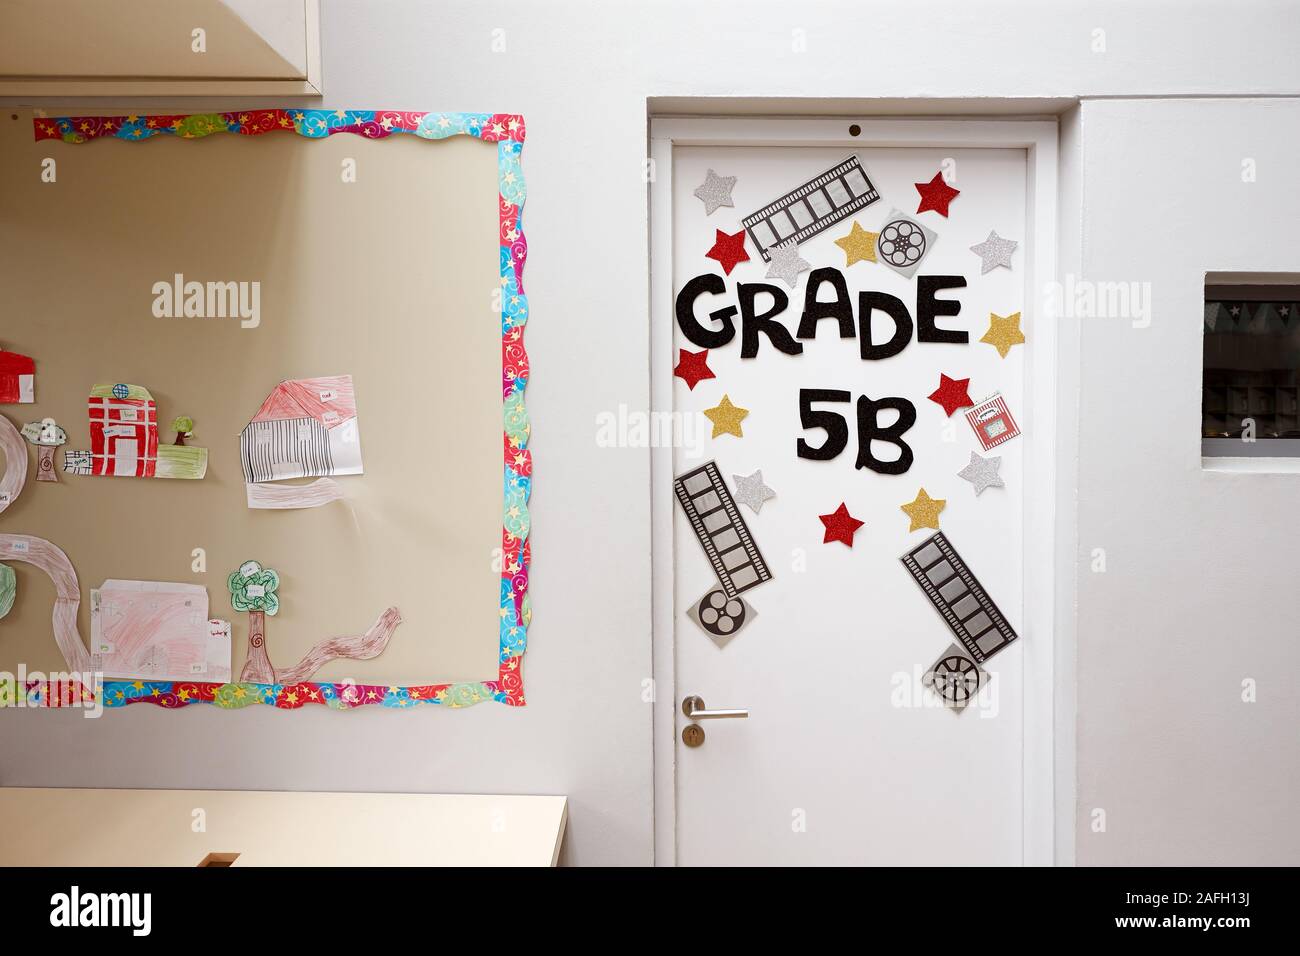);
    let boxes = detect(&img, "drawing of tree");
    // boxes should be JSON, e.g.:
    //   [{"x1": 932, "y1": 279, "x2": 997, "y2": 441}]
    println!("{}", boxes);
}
[
  {"x1": 170, "y1": 416, "x2": 195, "y2": 446},
  {"x1": 20, "y1": 418, "x2": 67, "y2": 483},
  {"x1": 228, "y1": 560, "x2": 280, "y2": 683},
  {"x1": 226, "y1": 559, "x2": 405, "y2": 688}
]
